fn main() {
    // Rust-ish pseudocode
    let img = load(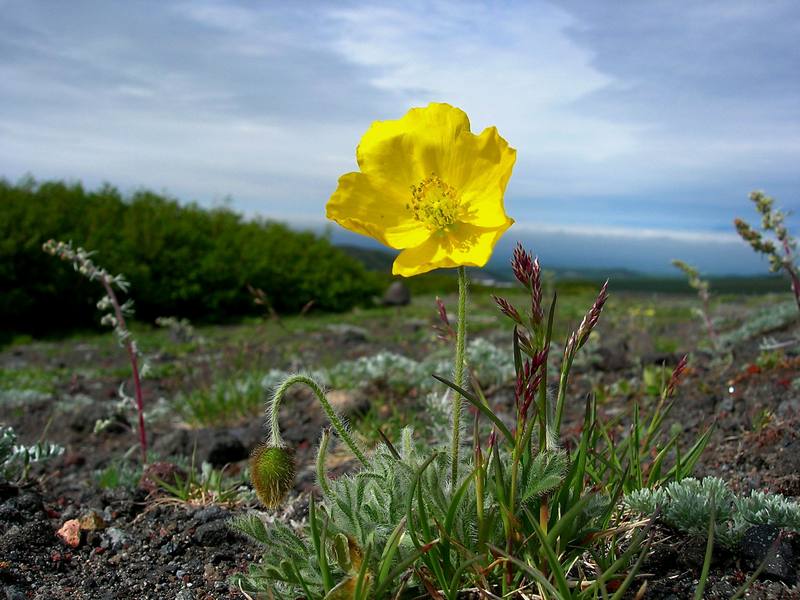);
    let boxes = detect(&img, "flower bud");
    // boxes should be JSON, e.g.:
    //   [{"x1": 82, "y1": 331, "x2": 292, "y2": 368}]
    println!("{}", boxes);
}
[{"x1": 249, "y1": 443, "x2": 295, "y2": 508}]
